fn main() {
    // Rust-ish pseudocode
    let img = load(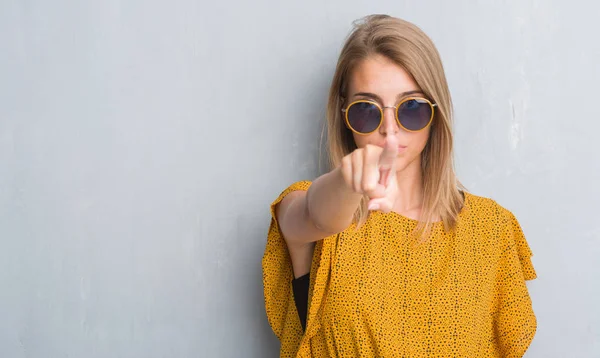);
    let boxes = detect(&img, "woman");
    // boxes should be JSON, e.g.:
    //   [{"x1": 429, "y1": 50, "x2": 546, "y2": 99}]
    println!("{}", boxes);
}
[{"x1": 262, "y1": 14, "x2": 536, "y2": 357}]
